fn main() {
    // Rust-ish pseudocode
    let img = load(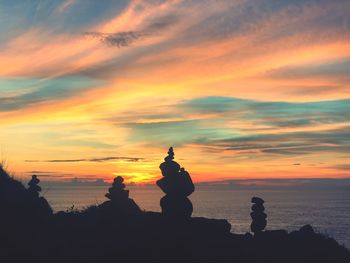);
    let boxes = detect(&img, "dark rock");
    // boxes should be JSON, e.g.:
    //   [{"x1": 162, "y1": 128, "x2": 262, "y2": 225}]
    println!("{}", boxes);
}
[
  {"x1": 251, "y1": 203, "x2": 265, "y2": 212},
  {"x1": 264, "y1": 230, "x2": 288, "y2": 239},
  {"x1": 156, "y1": 167, "x2": 194, "y2": 196},
  {"x1": 300, "y1": 224, "x2": 315, "y2": 234},
  {"x1": 28, "y1": 175, "x2": 42, "y2": 198},
  {"x1": 160, "y1": 195, "x2": 193, "y2": 218},
  {"x1": 159, "y1": 147, "x2": 181, "y2": 177},
  {"x1": 189, "y1": 217, "x2": 231, "y2": 234},
  {"x1": 250, "y1": 211, "x2": 267, "y2": 220},
  {"x1": 251, "y1": 219, "x2": 267, "y2": 234},
  {"x1": 157, "y1": 147, "x2": 195, "y2": 218},
  {"x1": 105, "y1": 176, "x2": 129, "y2": 201},
  {"x1": 37, "y1": 197, "x2": 53, "y2": 215},
  {"x1": 251, "y1": 196, "x2": 264, "y2": 205},
  {"x1": 244, "y1": 232, "x2": 254, "y2": 239},
  {"x1": 0, "y1": 169, "x2": 53, "y2": 221},
  {"x1": 179, "y1": 168, "x2": 195, "y2": 196},
  {"x1": 99, "y1": 199, "x2": 141, "y2": 216},
  {"x1": 250, "y1": 196, "x2": 267, "y2": 234}
]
